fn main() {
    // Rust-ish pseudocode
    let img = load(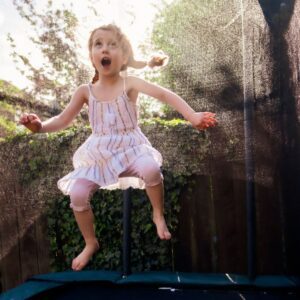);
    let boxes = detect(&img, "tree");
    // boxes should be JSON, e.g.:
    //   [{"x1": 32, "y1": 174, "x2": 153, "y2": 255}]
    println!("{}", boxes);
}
[
  {"x1": 8, "y1": 0, "x2": 97, "y2": 107},
  {"x1": 151, "y1": 0, "x2": 243, "y2": 116}
]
